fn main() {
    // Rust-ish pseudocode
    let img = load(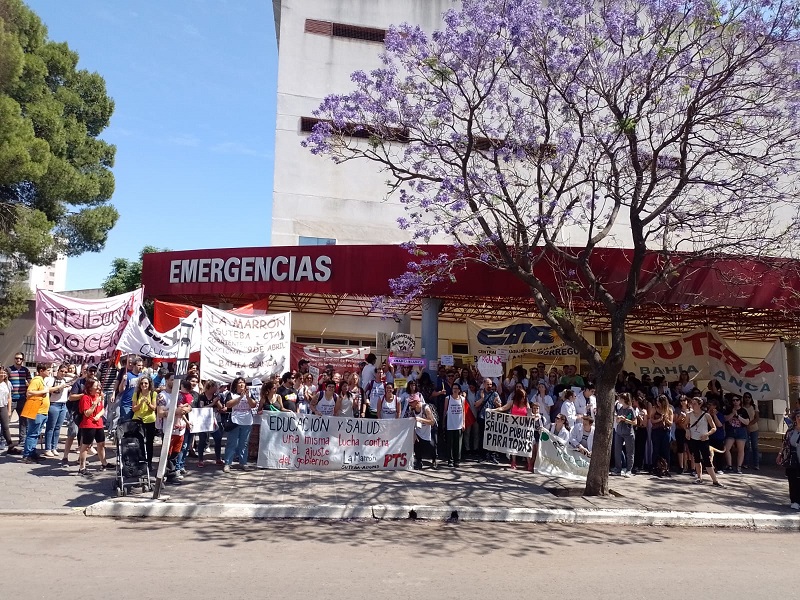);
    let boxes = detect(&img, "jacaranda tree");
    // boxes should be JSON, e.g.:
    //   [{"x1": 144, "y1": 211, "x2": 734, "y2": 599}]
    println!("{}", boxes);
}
[{"x1": 305, "y1": 0, "x2": 800, "y2": 495}]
